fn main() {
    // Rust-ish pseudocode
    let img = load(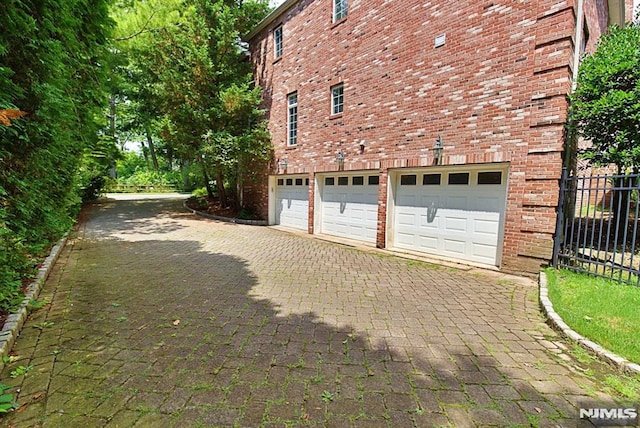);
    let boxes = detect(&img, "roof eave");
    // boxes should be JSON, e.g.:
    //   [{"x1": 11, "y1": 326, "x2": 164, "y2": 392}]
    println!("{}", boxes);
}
[{"x1": 245, "y1": 0, "x2": 299, "y2": 42}]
